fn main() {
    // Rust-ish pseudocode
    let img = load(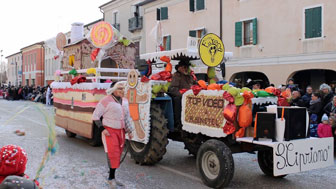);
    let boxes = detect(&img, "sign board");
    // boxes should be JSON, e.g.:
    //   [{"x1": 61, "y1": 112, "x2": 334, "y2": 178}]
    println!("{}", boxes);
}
[
  {"x1": 199, "y1": 33, "x2": 225, "y2": 67},
  {"x1": 56, "y1": 32, "x2": 66, "y2": 51},
  {"x1": 273, "y1": 137, "x2": 334, "y2": 176},
  {"x1": 181, "y1": 90, "x2": 228, "y2": 138},
  {"x1": 187, "y1": 37, "x2": 200, "y2": 52}
]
